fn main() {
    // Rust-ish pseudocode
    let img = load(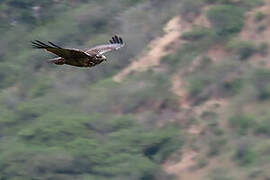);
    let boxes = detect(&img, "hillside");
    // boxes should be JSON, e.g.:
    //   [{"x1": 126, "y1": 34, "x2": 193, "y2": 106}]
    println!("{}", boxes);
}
[{"x1": 1, "y1": 0, "x2": 270, "y2": 180}]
